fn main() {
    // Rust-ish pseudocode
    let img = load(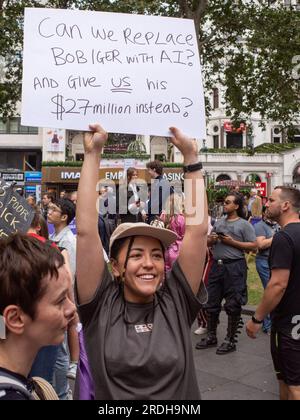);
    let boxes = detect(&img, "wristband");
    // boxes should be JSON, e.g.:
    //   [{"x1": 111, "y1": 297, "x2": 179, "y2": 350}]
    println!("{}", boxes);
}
[
  {"x1": 251, "y1": 315, "x2": 263, "y2": 324},
  {"x1": 183, "y1": 162, "x2": 203, "y2": 173}
]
